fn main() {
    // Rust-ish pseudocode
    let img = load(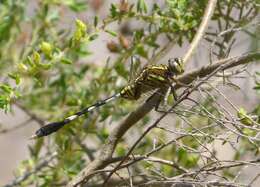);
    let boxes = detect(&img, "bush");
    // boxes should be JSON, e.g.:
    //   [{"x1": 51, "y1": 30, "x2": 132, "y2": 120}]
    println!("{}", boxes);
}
[{"x1": 1, "y1": 0, "x2": 260, "y2": 186}]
